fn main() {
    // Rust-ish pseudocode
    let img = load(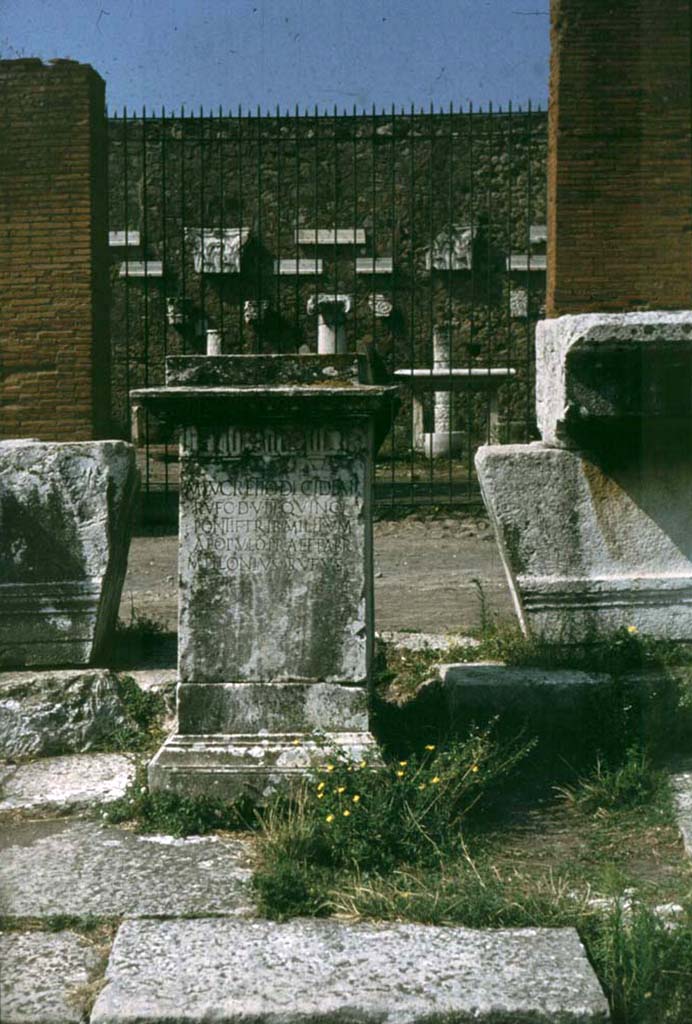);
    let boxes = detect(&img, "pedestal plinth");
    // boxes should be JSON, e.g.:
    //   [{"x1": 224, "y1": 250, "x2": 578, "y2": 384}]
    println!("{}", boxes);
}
[{"x1": 132, "y1": 355, "x2": 397, "y2": 799}]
